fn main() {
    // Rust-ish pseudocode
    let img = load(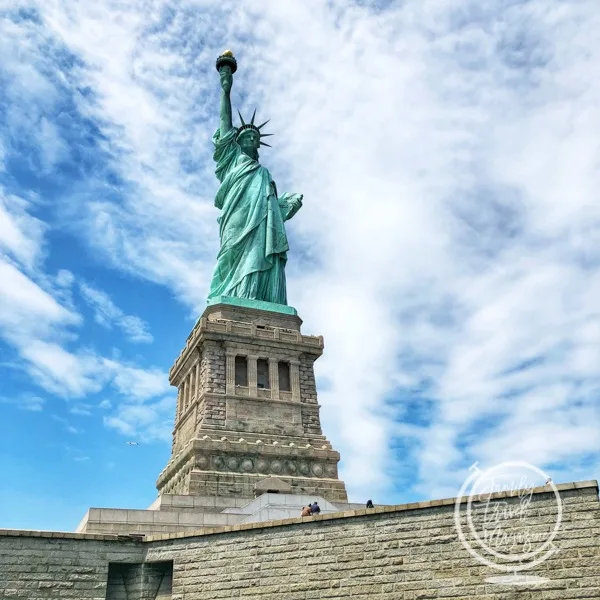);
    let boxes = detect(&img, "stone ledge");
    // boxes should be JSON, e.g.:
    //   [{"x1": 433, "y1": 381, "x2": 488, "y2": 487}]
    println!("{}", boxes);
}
[
  {"x1": 207, "y1": 296, "x2": 299, "y2": 316},
  {"x1": 4, "y1": 480, "x2": 596, "y2": 544},
  {"x1": 143, "y1": 480, "x2": 598, "y2": 542},
  {"x1": 0, "y1": 528, "x2": 143, "y2": 542}
]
